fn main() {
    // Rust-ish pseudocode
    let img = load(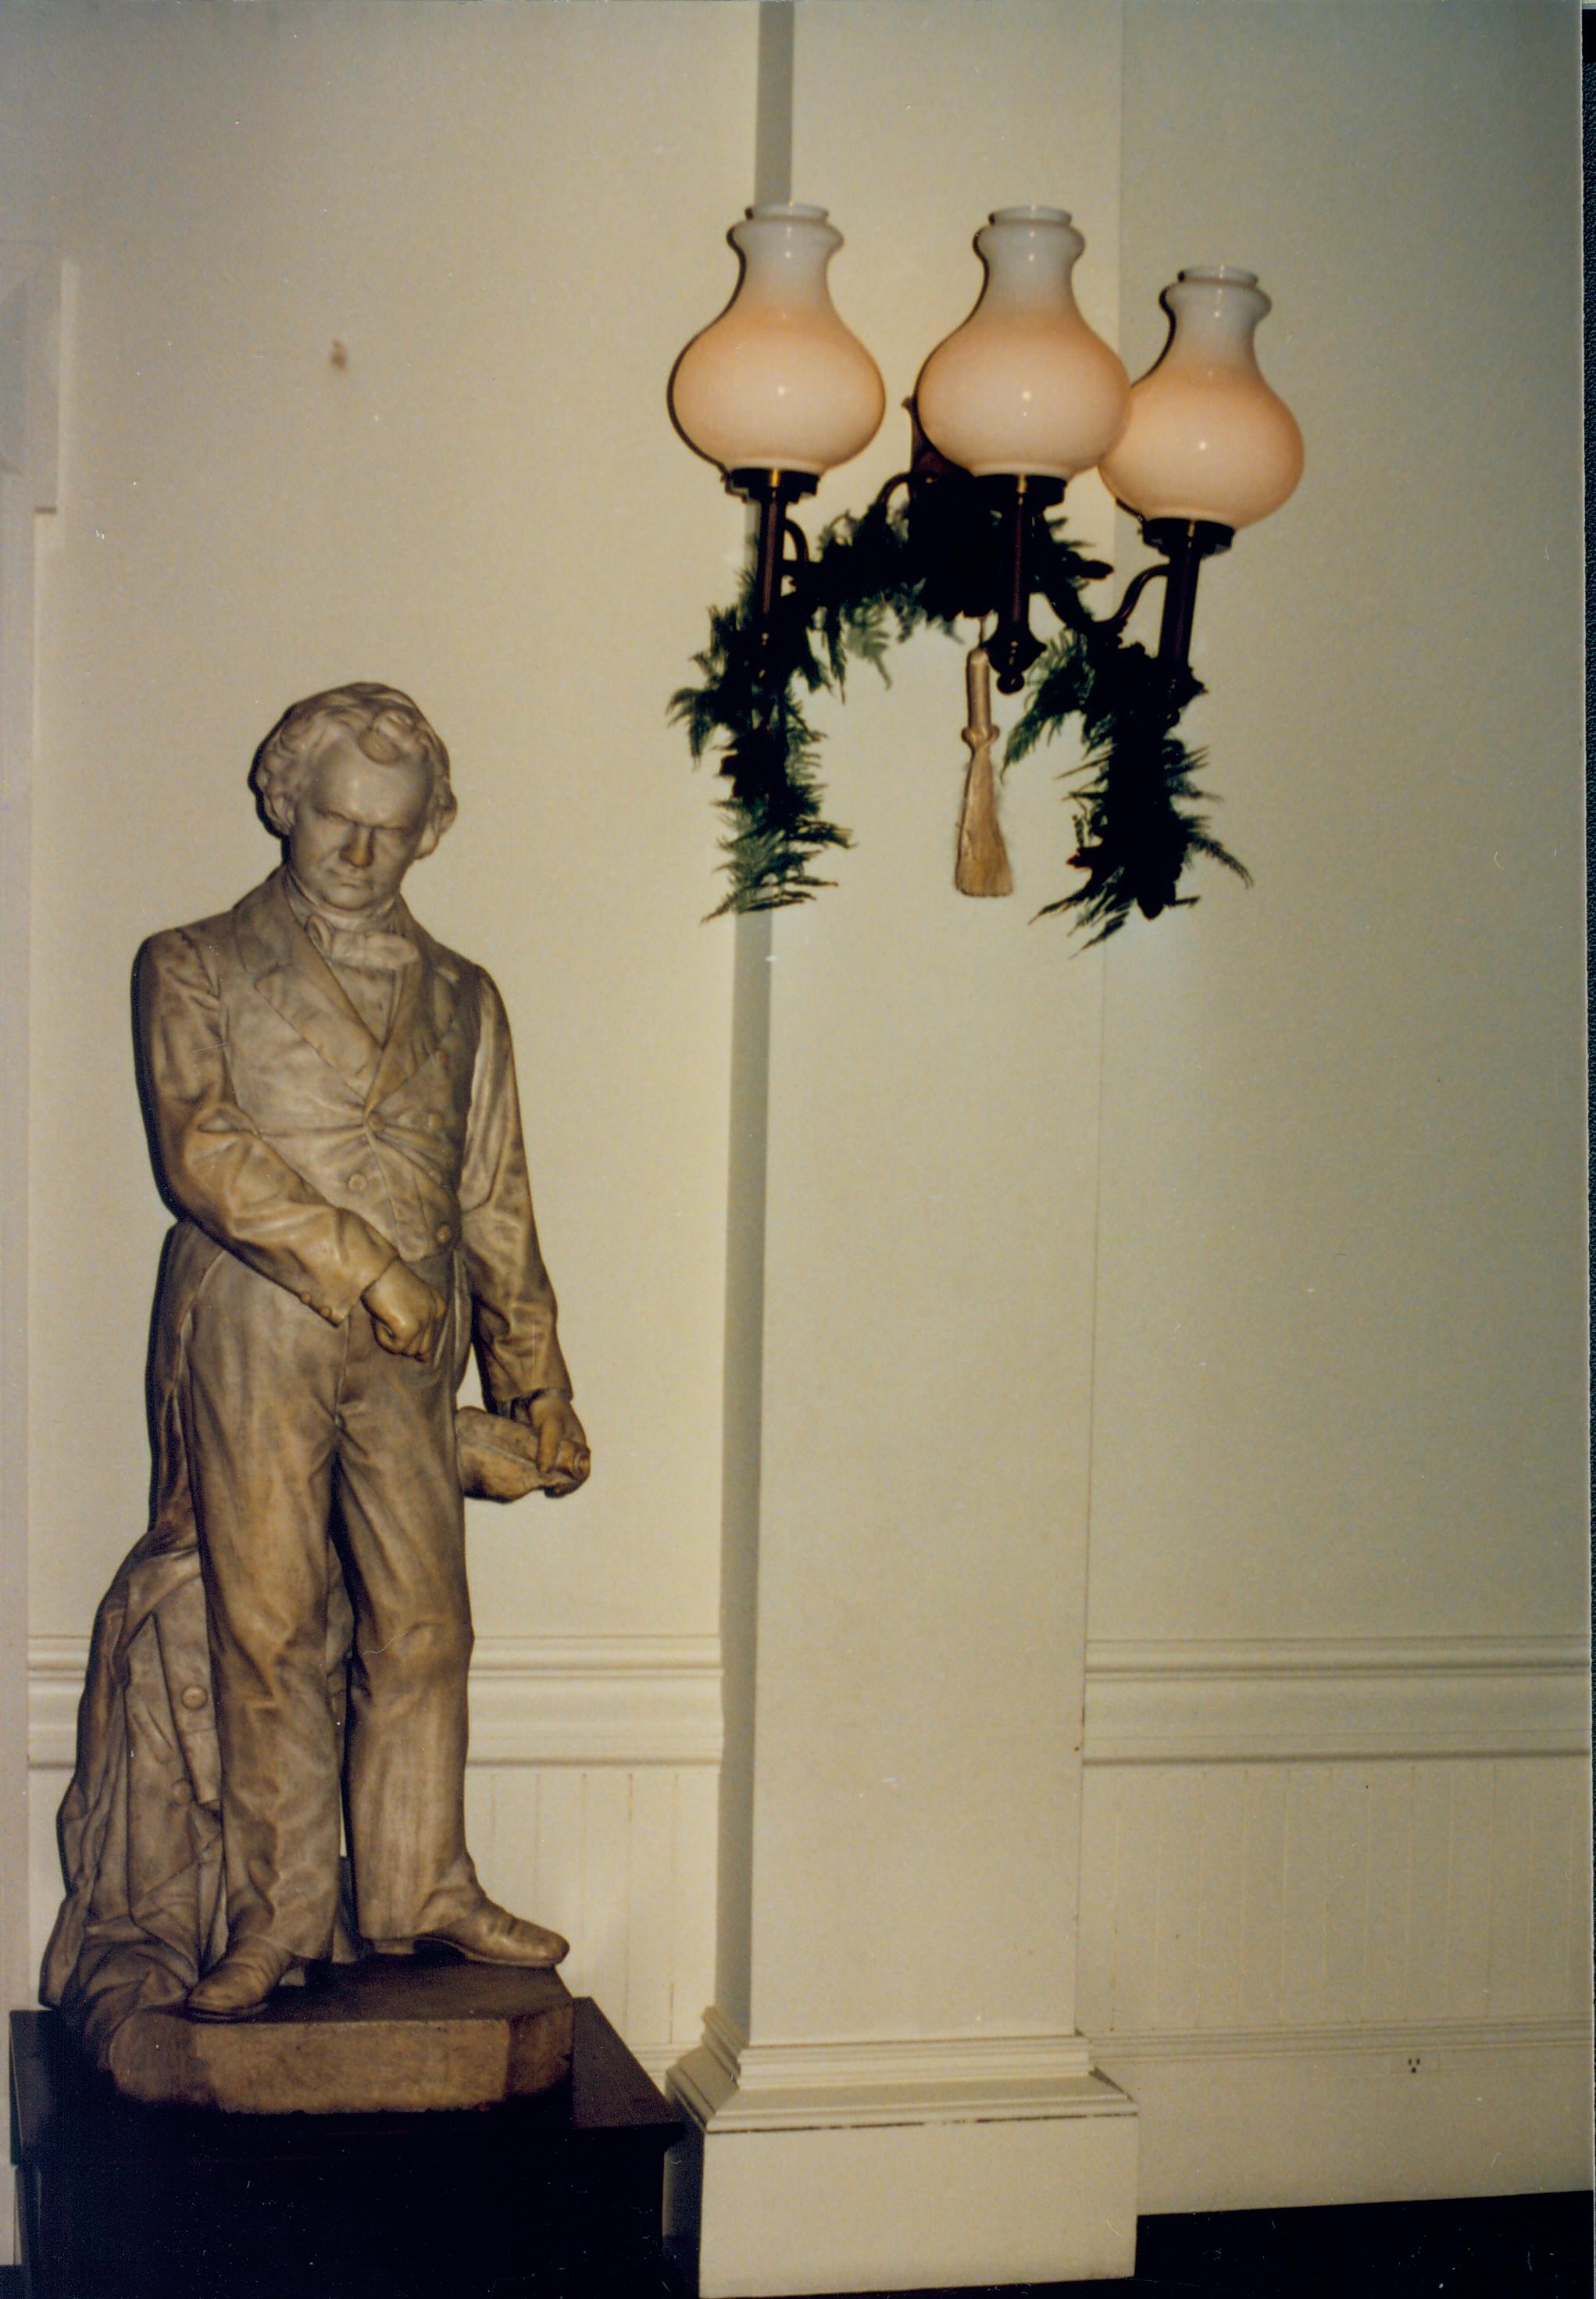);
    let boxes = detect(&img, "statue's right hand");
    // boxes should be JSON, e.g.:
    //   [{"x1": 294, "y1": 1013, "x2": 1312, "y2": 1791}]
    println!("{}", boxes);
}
[{"x1": 362, "y1": 1260, "x2": 447, "y2": 1361}]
